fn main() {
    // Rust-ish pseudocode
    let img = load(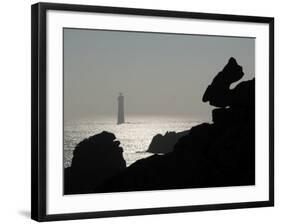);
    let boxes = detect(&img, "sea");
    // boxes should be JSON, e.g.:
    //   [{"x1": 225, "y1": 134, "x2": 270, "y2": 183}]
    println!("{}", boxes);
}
[{"x1": 64, "y1": 115, "x2": 202, "y2": 168}]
